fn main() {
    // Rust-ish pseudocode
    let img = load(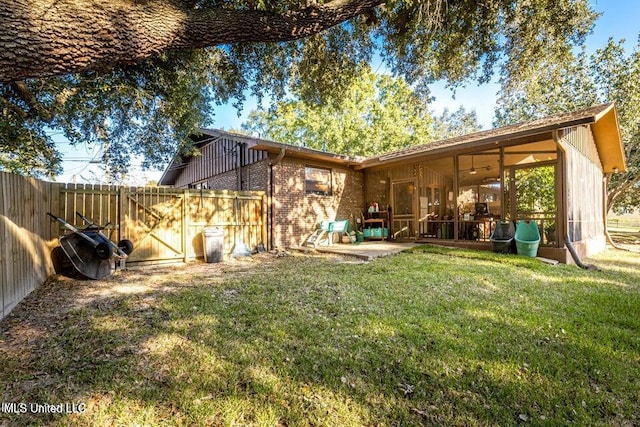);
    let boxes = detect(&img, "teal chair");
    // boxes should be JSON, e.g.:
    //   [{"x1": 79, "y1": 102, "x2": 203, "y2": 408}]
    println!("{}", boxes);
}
[{"x1": 515, "y1": 220, "x2": 540, "y2": 257}]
